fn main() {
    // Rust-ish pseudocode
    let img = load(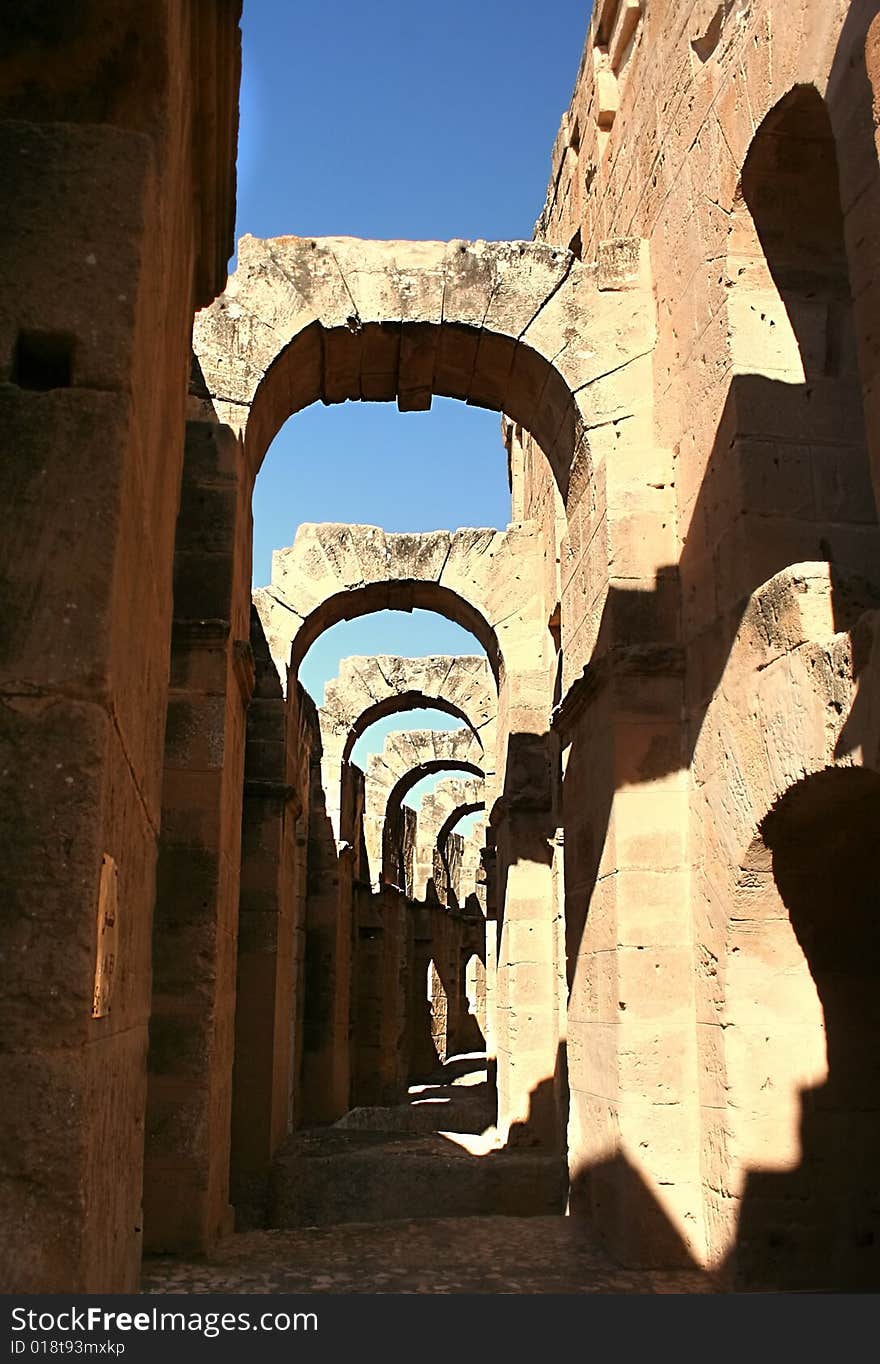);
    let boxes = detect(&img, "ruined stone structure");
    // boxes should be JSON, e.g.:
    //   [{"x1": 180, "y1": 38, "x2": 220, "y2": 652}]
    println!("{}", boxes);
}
[{"x1": 3, "y1": 0, "x2": 880, "y2": 1295}]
